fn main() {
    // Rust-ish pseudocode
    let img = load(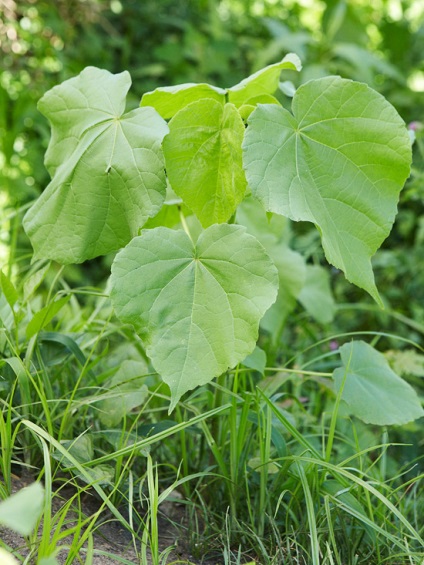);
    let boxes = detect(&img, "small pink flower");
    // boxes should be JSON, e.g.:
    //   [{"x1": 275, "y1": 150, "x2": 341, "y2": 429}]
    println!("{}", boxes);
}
[
  {"x1": 408, "y1": 121, "x2": 423, "y2": 131},
  {"x1": 329, "y1": 340, "x2": 339, "y2": 351}
]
